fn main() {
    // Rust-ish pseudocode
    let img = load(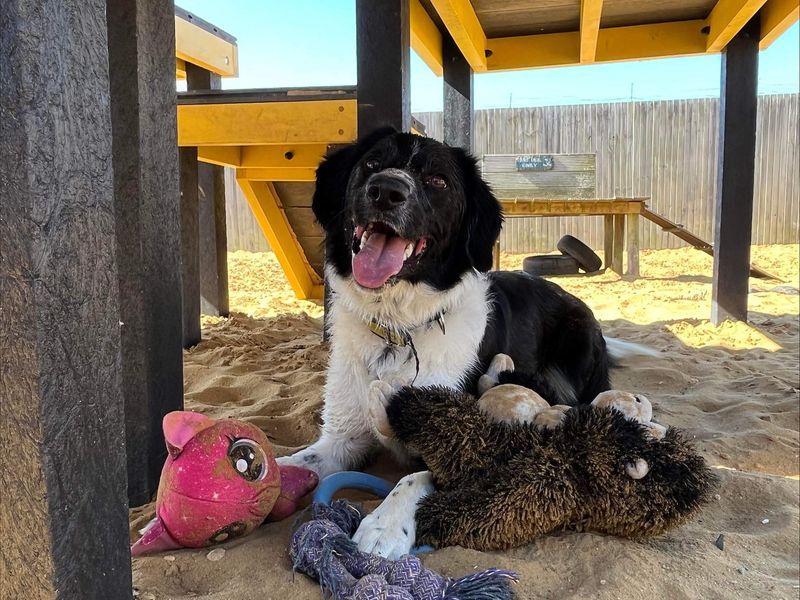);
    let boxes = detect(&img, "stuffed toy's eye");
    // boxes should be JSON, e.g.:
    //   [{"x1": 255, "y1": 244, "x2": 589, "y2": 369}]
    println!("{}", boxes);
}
[
  {"x1": 427, "y1": 175, "x2": 447, "y2": 189},
  {"x1": 228, "y1": 439, "x2": 268, "y2": 482},
  {"x1": 365, "y1": 159, "x2": 380, "y2": 171}
]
